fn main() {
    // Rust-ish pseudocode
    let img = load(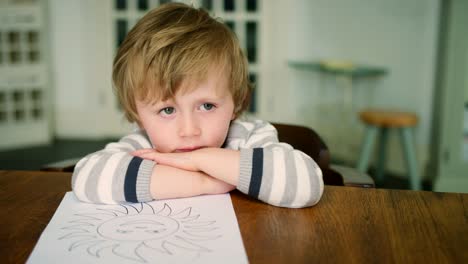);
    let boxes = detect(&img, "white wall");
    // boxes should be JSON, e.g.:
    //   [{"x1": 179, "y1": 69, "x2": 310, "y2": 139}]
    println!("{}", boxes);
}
[{"x1": 258, "y1": 0, "x2": 440, "y2": 177}]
